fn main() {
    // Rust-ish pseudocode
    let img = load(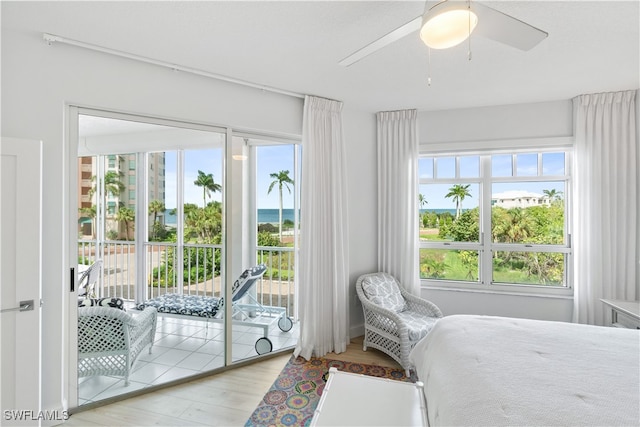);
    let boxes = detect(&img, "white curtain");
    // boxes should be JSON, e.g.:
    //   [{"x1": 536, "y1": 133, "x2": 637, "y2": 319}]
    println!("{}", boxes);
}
[
  {"x1": 377, "y1": 109, "x2": 420, "y2": 295},
  {"x1": 294, "y1": 95, "x2": 350, "y2": 359},
  {"x1": 573, "y1": 90, "x2": 638, "y2": 325}
]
